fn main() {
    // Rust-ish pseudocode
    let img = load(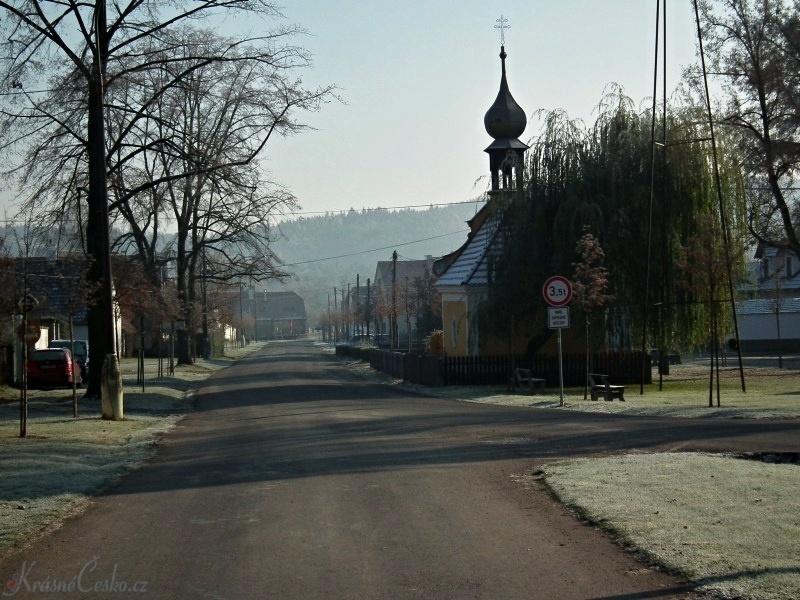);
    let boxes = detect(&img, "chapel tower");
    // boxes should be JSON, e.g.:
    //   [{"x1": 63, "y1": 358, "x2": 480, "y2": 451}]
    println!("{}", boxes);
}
[{"x1": 483, "y1": 25, "x2": 528, "y2": 194}]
